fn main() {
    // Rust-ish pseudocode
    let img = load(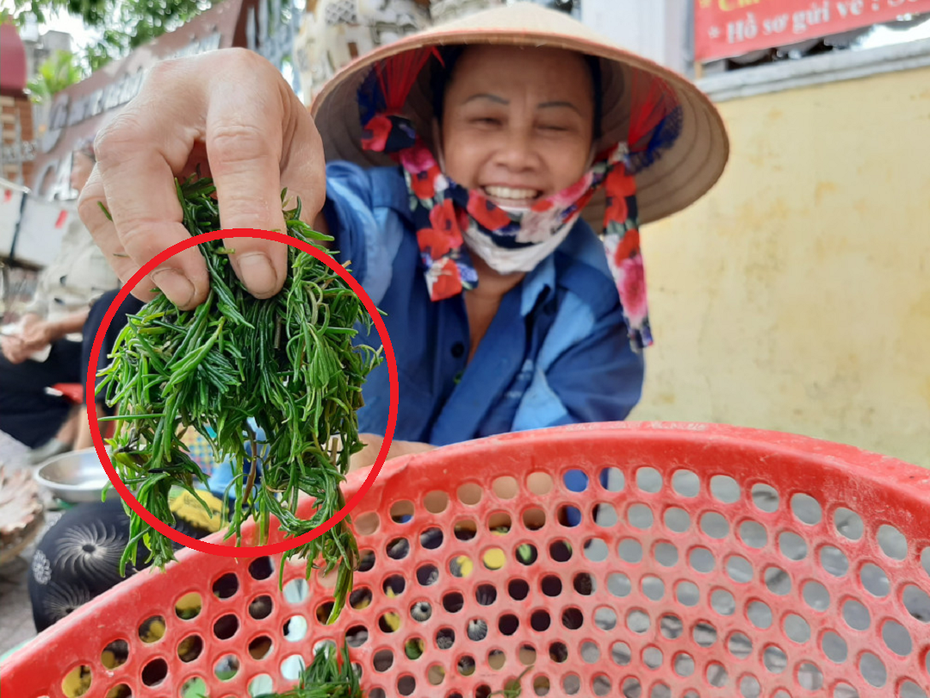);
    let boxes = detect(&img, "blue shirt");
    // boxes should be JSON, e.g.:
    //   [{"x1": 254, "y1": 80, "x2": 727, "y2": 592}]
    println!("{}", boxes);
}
[{"x1": 321, "y1": 162, "x2": 645, "y2": 447}]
